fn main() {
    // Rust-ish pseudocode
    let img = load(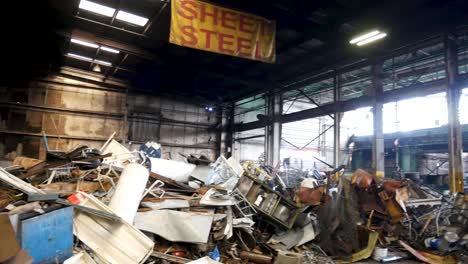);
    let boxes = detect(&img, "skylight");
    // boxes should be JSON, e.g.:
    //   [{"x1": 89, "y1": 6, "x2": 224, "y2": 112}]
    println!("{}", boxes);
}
[
  {"x1": 116, "y1": 10, "x2": 149, "y2": 26},
  {"x1": 79, "y1": 0, "x2": 115, "y2": 17}
]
